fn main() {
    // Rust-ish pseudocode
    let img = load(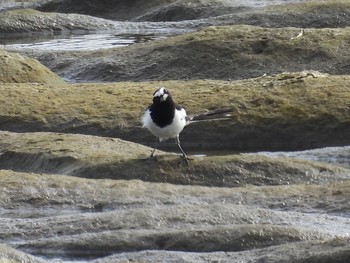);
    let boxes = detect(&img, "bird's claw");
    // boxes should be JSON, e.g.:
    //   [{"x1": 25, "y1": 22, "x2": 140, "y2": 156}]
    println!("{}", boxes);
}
[
  {"x1": 179, "y1": 154, "x2": 192, "y2": 165},
  {"x1": 143, "y1": 154, "x2": 157, "y2": 163}
]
